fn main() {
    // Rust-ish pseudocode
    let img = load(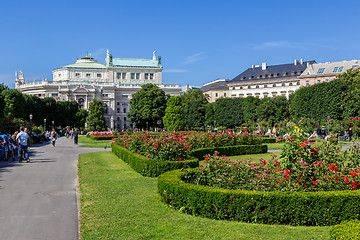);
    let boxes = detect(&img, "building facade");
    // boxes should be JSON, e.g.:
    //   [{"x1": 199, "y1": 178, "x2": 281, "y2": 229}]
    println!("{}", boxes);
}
[
  {"x1": 16, "y1": 50, "x2": 182, "y2": 130},
  {"x1": 299, "y1": 59, "x2": 360, "y2": 86},
  {"x1": 201, "y1": 79, "x2": 229, "y2": 102},
  {"x1": 227, "y1": 59, "x2": 315, "y2": 99}
]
